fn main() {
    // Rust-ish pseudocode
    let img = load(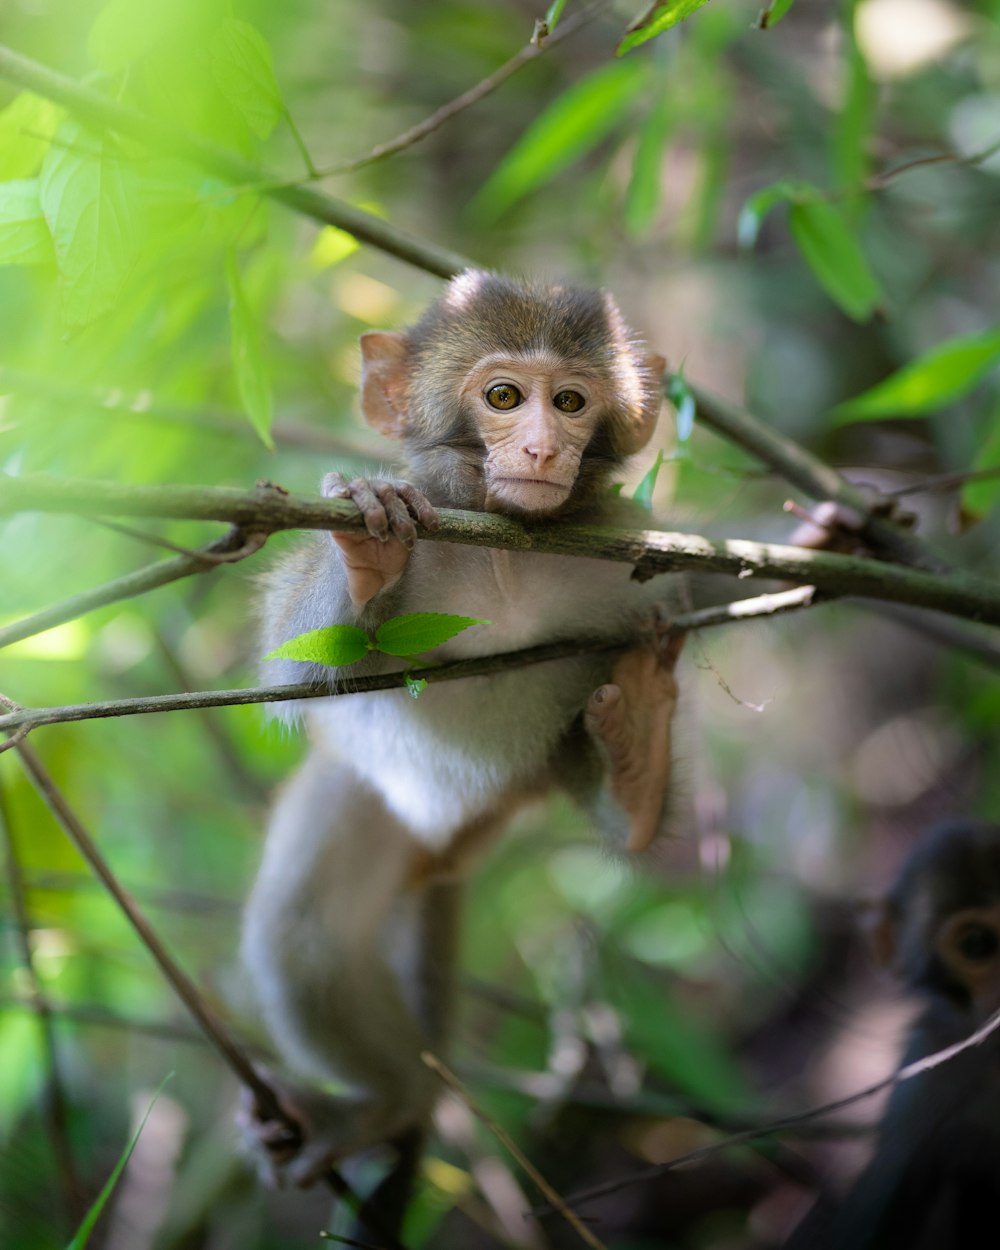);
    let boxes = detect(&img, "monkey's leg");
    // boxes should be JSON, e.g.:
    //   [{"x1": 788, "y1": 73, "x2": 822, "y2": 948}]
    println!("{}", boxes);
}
[
  {"x1": 240, "y1": 750, "x2": 446, "y2": 1187},
  {"x1": 583, "y1": 621, "x2": 685, "y2": 852}
]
